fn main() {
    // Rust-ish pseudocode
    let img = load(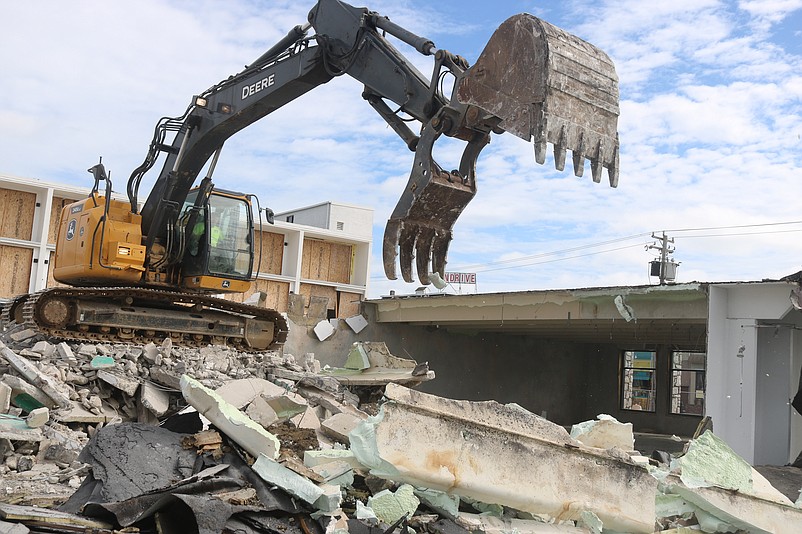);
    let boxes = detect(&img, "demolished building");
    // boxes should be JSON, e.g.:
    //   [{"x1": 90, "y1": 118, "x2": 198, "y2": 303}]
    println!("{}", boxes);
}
[{"x1": 3, "y1": 325, "x2": 802, "y2": 533}]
